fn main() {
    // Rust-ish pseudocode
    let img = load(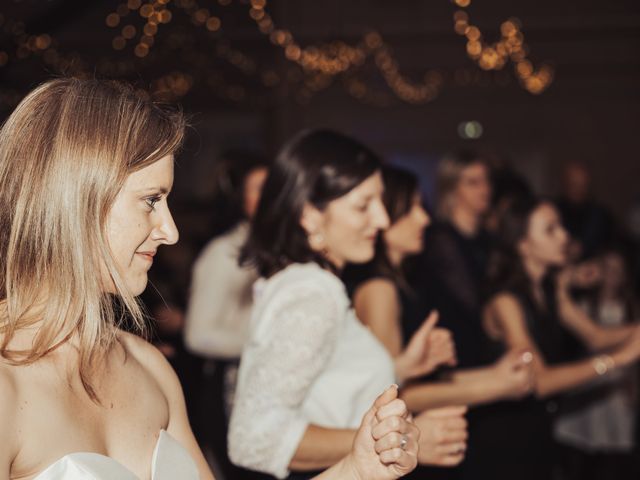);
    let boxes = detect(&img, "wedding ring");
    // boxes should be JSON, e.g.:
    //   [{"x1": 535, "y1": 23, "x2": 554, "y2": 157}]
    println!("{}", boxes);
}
[{"x1": 400, "y1": 434, "x2": 408, "y2": 450}]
